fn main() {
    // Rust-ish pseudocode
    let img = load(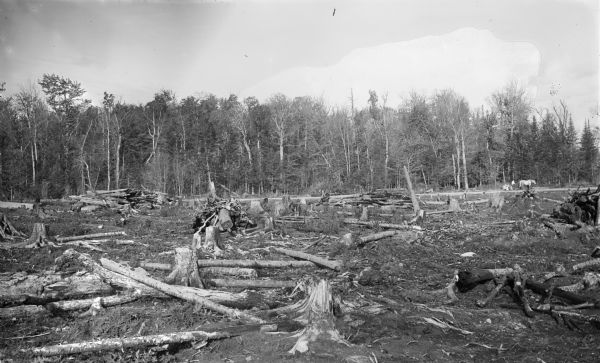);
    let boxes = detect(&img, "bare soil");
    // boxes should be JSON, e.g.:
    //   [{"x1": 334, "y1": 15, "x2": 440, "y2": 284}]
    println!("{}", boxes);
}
[{"x1": 1, "y1": 190, "x2": 599, "y2": 362}]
